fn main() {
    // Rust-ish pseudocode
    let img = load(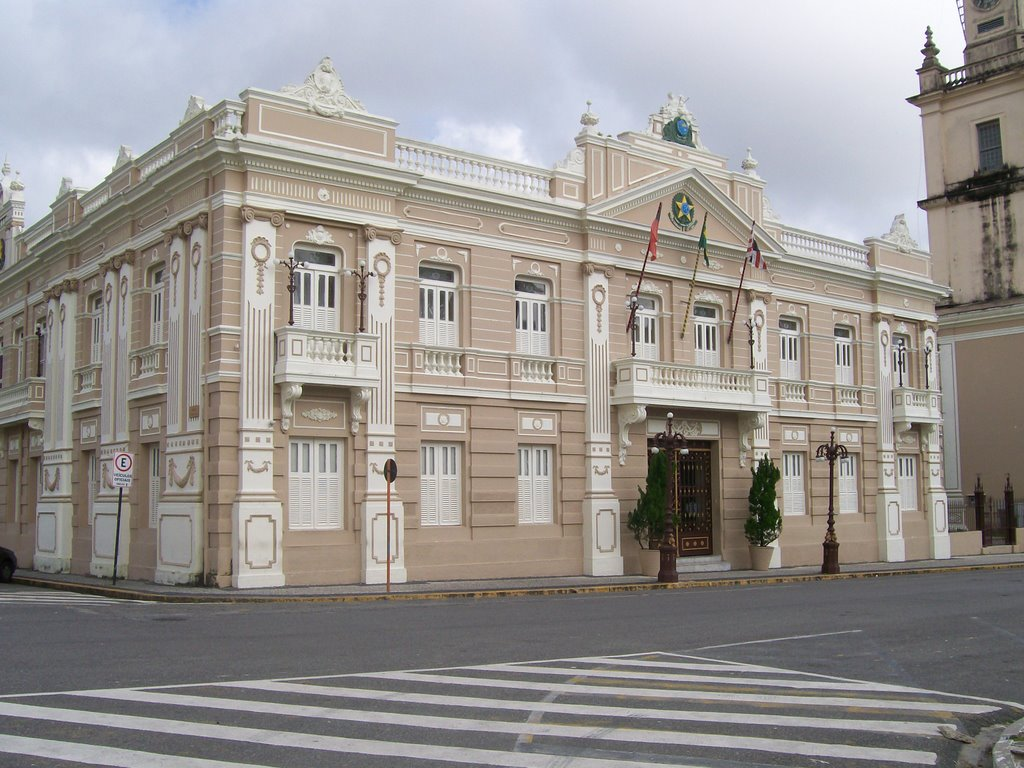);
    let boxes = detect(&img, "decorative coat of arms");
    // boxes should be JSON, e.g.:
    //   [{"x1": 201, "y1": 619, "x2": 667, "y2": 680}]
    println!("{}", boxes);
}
[{"x1": 670, "y1": 192, "x2": 698, "y2": 231}]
